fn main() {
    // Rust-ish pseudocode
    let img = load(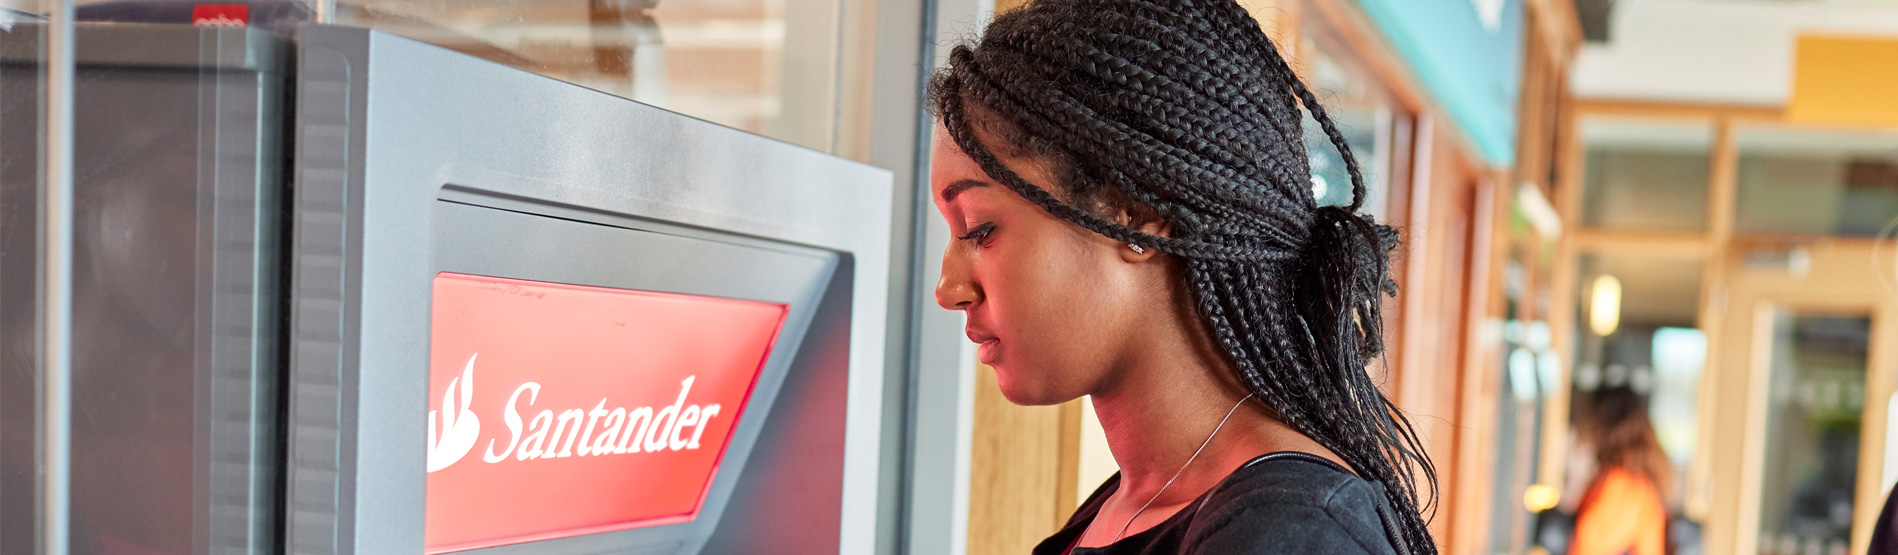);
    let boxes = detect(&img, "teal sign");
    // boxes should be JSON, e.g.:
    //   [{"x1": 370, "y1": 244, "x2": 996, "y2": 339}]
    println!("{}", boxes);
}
[{"x1": 1354, "y1": 0, "x2": 1525, "y2": 166}]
